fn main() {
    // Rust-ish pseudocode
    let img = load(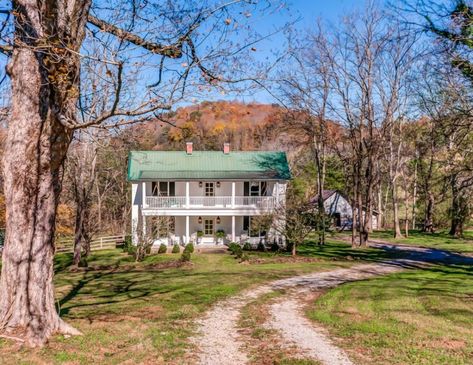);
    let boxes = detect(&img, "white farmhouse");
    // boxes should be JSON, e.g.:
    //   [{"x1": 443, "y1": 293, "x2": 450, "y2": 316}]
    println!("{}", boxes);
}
[{"x1": 128, "y1": 142, "x2": 291, "y2": 246}]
